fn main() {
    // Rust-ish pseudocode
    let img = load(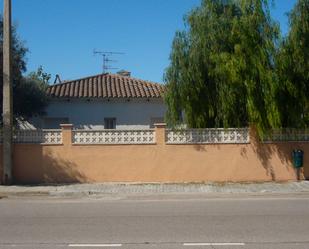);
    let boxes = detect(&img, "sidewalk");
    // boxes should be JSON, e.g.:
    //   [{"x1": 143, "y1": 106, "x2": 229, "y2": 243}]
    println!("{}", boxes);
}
[{"x1": 1, "y1": 181, "x2": 309, "y2": 198}]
